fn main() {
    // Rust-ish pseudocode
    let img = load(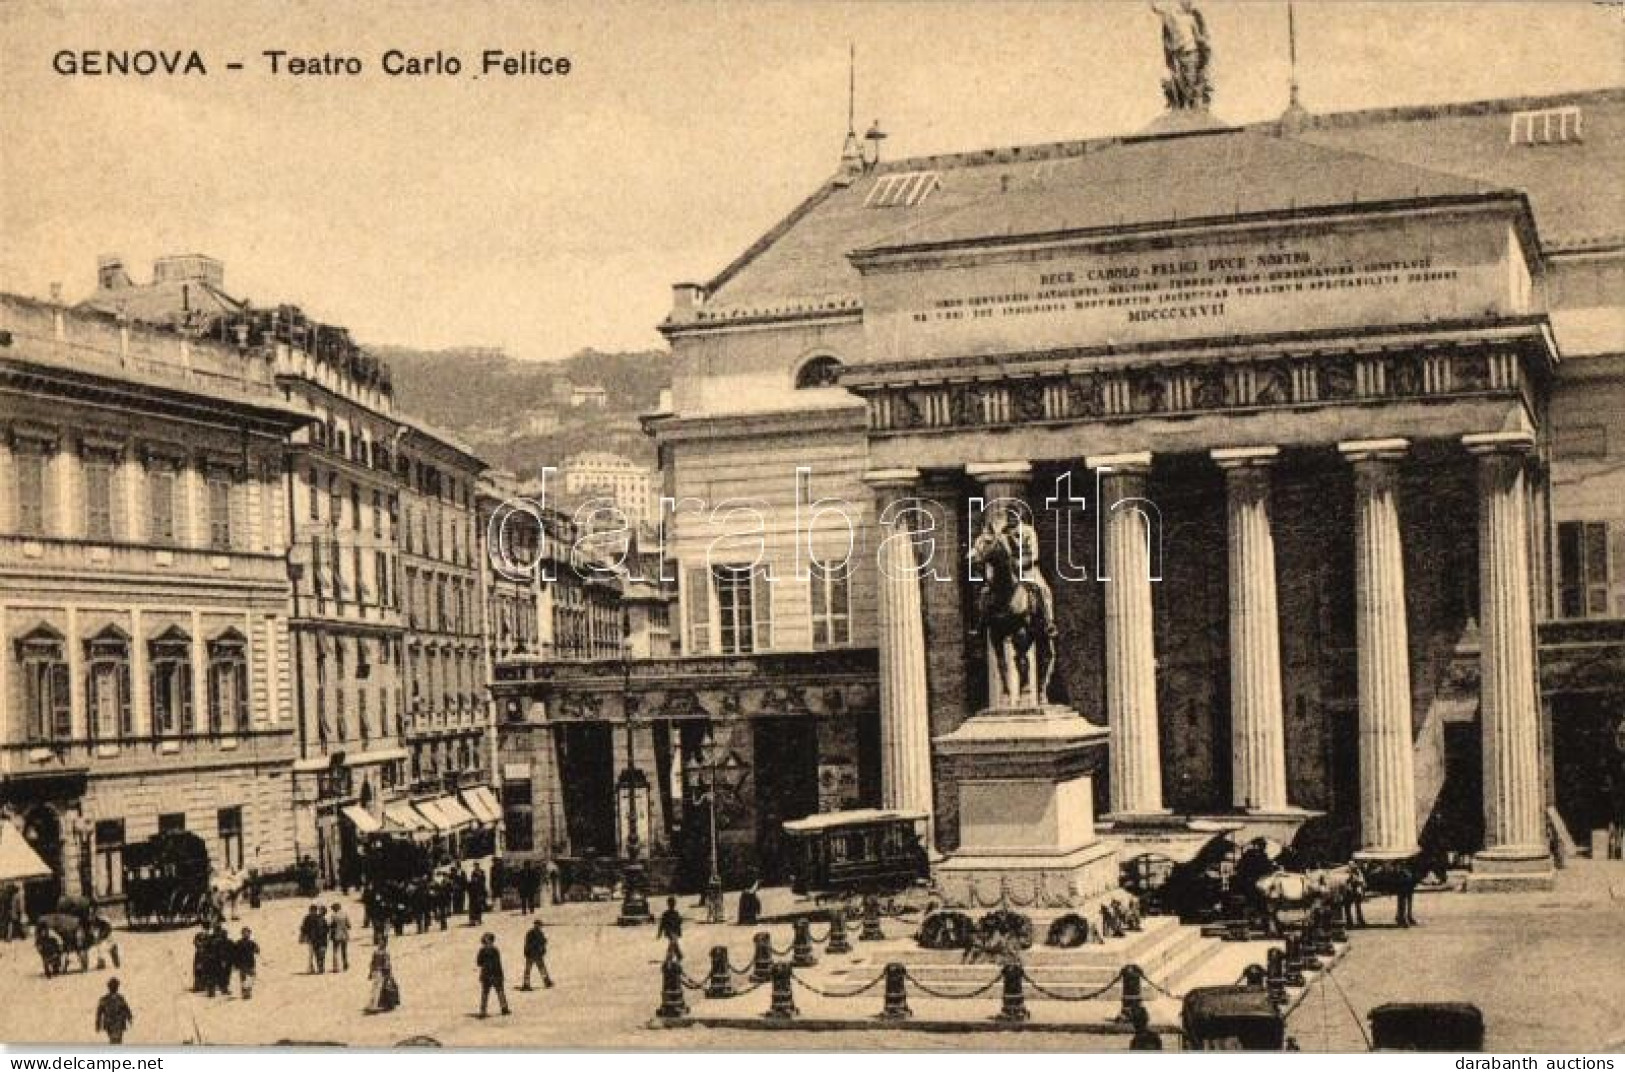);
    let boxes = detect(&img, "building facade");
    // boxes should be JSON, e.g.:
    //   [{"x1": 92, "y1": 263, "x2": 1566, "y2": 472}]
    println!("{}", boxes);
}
[
  {"x1": 563, "y1": 451, "x2": 656, "y2": 527},
  {"x1": 501, "y1": 86, "x2": 1625, "y2": 888},
  {"x1": 0, "y1": 293, "x2": 306, "y2": 912}
]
